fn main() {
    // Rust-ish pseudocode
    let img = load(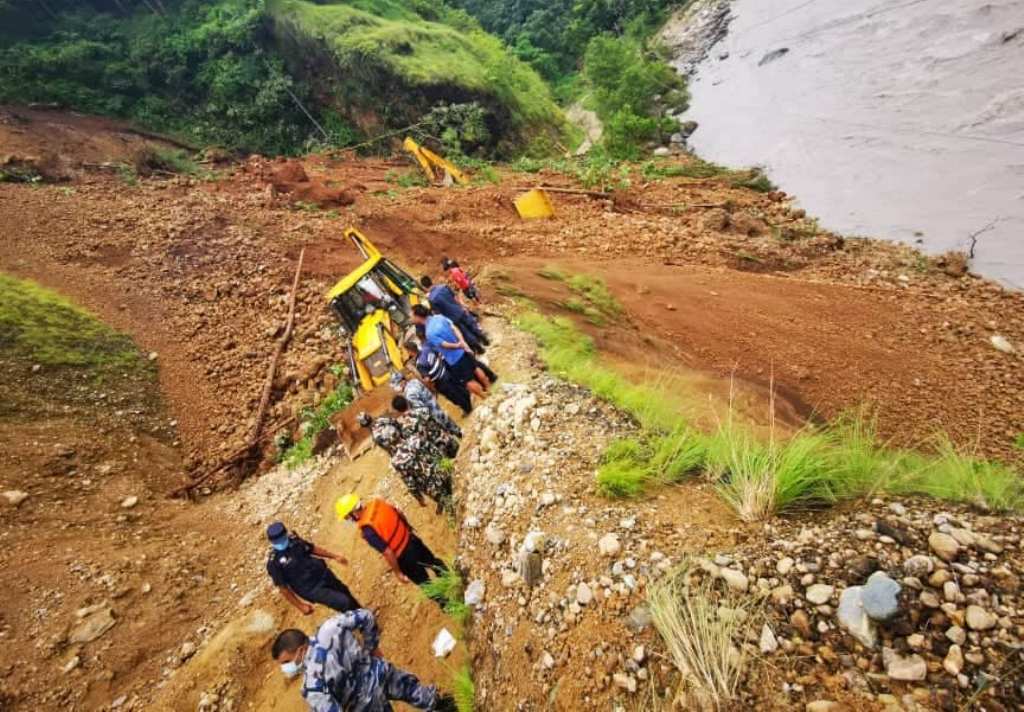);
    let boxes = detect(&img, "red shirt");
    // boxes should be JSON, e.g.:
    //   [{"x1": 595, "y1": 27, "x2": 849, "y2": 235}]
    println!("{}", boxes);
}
[{"x1": 449, "y1": 266, "x2": 471, "y2": 291}]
